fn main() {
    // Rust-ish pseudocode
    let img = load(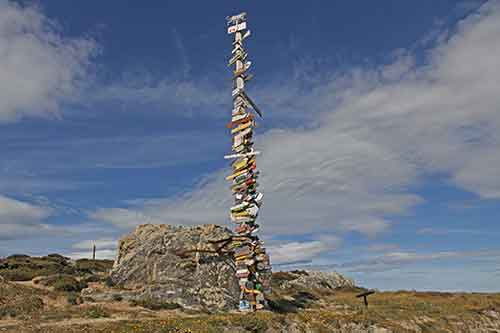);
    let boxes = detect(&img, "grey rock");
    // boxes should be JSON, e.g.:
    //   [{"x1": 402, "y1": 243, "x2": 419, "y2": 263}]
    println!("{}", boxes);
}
[
  {"x1": 107, "y1": 224, "x2": 239, "y2": 312},
  {"x1": 279, "y1": 270, "x2": 355, "y2": 290}
]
